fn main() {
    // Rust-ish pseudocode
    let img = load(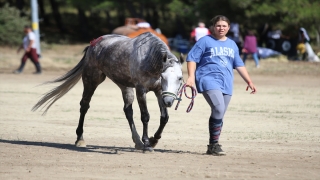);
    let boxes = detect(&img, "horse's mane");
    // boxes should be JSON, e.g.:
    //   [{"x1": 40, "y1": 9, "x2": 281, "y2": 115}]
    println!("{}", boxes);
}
[{"x1": 133, "y1": 32, "x2": 170, "y2": 74}]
